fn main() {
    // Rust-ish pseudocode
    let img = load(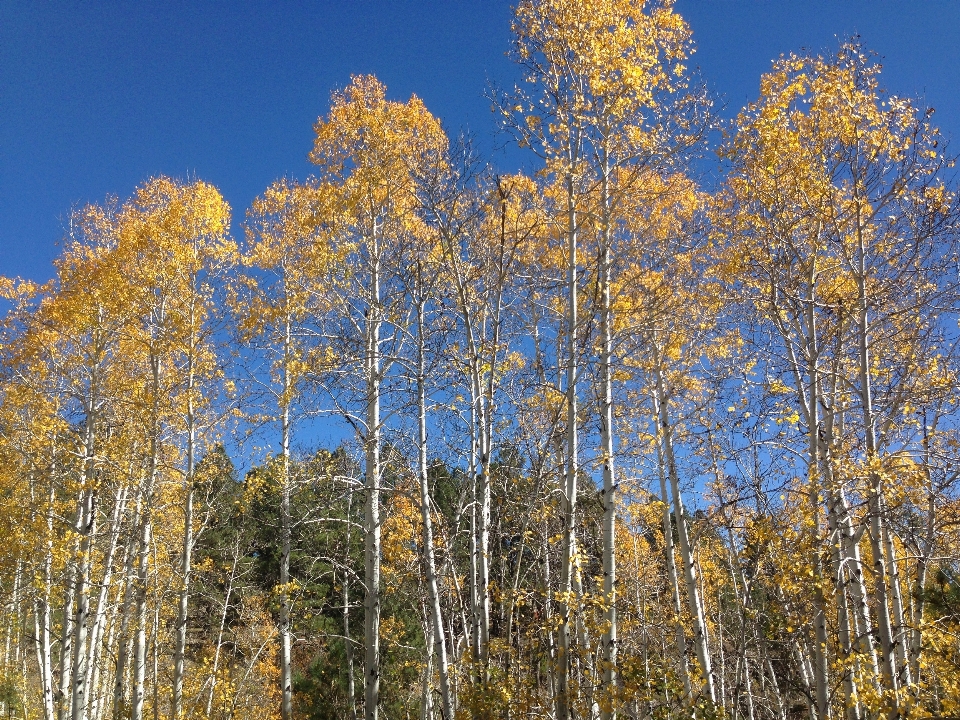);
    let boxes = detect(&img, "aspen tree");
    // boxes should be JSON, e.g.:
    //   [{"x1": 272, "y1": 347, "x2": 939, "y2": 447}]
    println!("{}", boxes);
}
[
  {"x1": 0, "y1": 279, "x2": 70, "y2": 720},
  {"x1": 243, "y1": 177, "x2": 334, "y2": 720},
  {"x1": 52, "y1": 219, "x2": 130, "y2": 720},
  {"x1": 416, "y1": 142, "x2": 537, "y2": 697},
  {"x1": 1, "y1": 207, "x2": 140, "y2": 720},
  {"x1": 310, "y1": 75, "x2": 447, "y2": 720},
  {"x1": 167, "y1": 186, "x2": 233, "y2": 720},
  {"x1": 111, "y1": 177, "x2": 231, "y2": 720},
  {"x1": 725, "y1": 42, "x2": 960, "y2": 717},
  {"x1": 507, "y1": 3, "x2": 703, "y2": 714},
  {"x1": 618, "y1": 172, "x2": 719, "y2": 707},
  {"x1": 403, "y1": 242, "x2": 455, "y2": 720}
]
